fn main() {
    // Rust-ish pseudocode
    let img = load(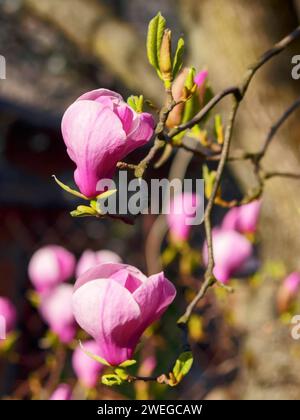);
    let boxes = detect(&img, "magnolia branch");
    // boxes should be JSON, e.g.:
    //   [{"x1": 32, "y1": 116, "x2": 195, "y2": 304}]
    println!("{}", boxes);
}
[{"x1": 178, "y1": 25, "x2": 300, "y2": 325}]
